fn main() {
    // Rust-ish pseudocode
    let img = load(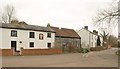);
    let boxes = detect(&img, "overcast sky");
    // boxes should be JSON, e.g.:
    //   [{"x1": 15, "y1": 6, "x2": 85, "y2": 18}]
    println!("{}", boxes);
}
[{"x1": 0, "y1": 0, "x2": 118, "y2": 36}]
